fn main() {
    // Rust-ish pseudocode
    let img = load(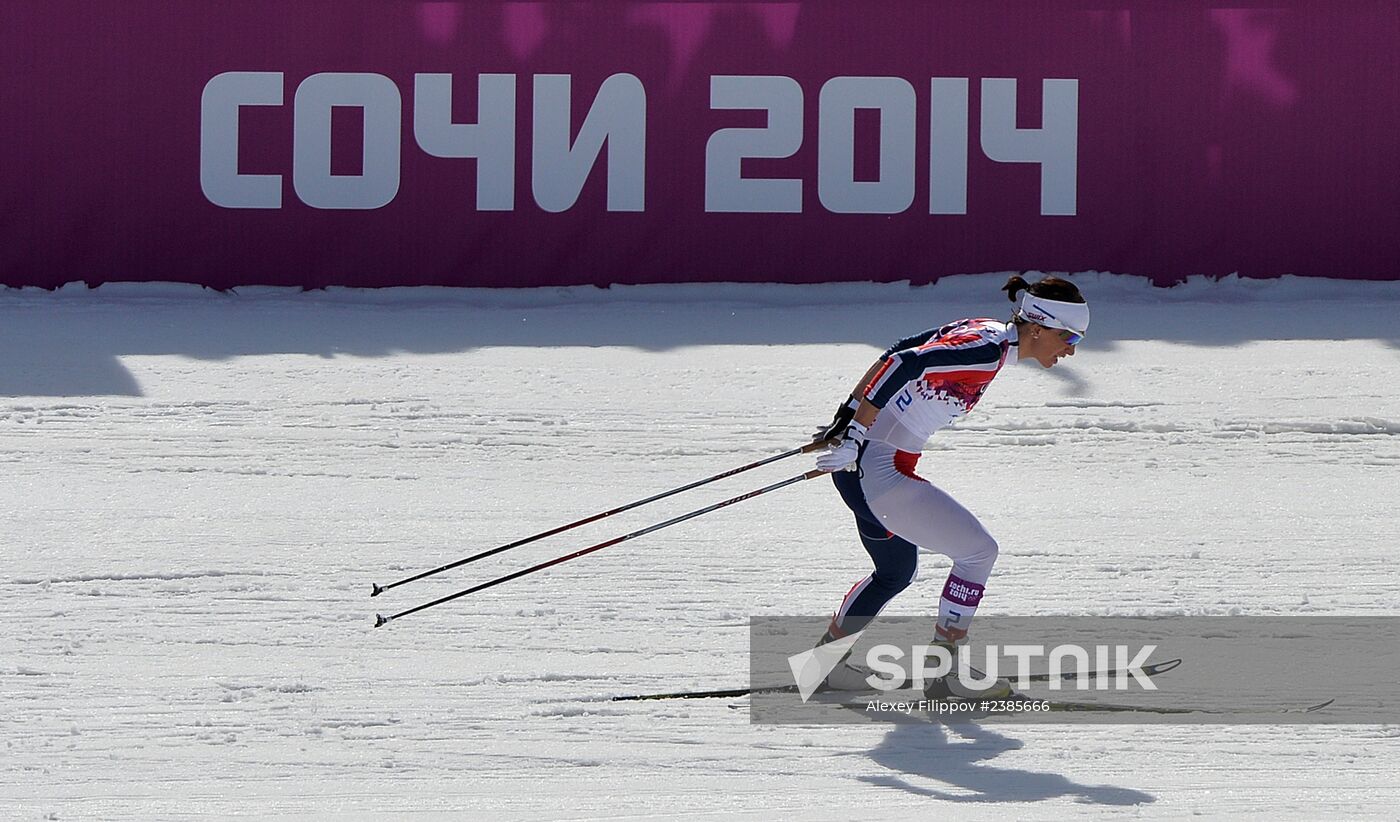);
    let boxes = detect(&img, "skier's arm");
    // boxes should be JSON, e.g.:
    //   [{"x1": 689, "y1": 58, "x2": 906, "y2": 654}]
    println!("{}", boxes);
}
[
  {"x1": 814, "y1": 393, "x2": 879, "y2": 473},
  {"x1": 853, "y1": 397, "x2": 878, "y2": 427},
  {"x1": 850, "y1": 357, "x2": 888, "y2": 401},
  {"x1": 813, "y1": 358, "x2": 887, "y2": 442}
]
